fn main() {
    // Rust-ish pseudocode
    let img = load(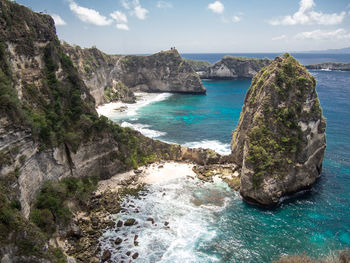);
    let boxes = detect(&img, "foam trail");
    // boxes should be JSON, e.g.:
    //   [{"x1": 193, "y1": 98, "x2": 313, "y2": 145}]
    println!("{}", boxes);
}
[{"x1": 121, "y1": 121, "x2": 167, "y2": 139}]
